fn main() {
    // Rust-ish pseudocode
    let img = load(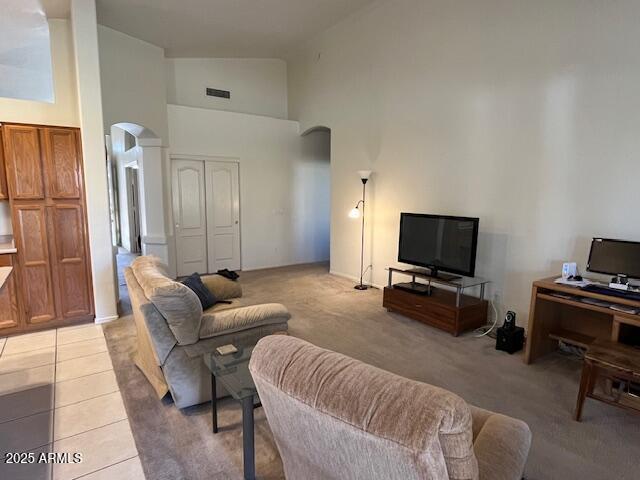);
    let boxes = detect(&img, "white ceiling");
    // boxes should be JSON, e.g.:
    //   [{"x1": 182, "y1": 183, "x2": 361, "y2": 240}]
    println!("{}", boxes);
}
[
  {"x1": 1, "y1": 0, "x2": 54, "y2": 102},
  {"x1": 41, "y1": 0, "x2": 70, "y2": 18},
  {"x1": 95, "y1": 0, "x2": 375, "y2": 58}
]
